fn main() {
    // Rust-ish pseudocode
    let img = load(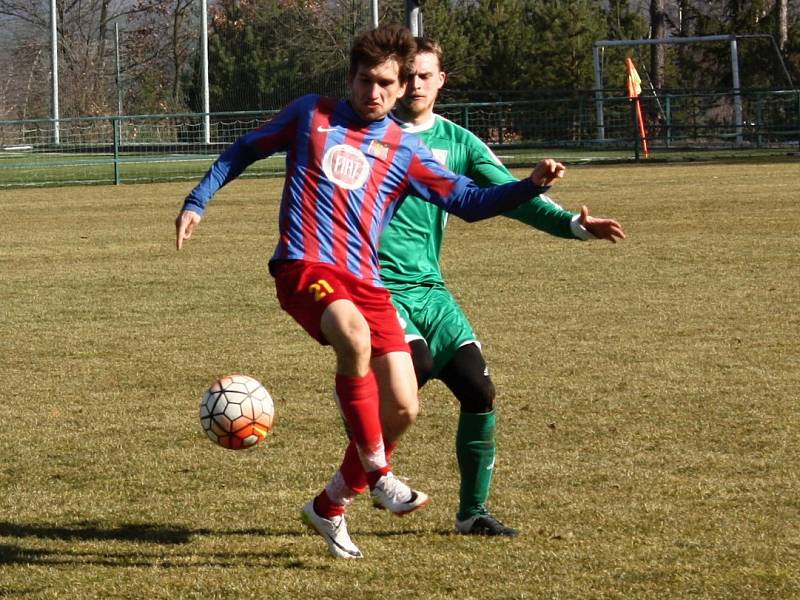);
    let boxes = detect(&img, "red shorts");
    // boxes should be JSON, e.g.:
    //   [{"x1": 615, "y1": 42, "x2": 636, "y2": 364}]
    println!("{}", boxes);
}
[{"x1": 270, "y1": 260, "x2": 409, "y2": 358}]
